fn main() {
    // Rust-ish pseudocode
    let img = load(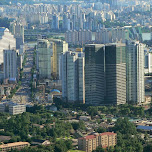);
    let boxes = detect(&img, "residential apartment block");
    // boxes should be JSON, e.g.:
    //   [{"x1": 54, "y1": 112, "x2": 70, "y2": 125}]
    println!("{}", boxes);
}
[
  {"x1": 0, "y1": 142, "x2": 30, "y2": 152},
  {"x1": 3, "y1": 49, "x2": 17, "y2": 81},
  {"x1": 36, "y1": 39, "x2": 52, "y2": 79},
  {"x1": 0, "y1": 102, "x2": 26, "y2": 115},
  {"x1": 61, "y1": 51, "x2": 85, "y2": 103},
  {"x1": 126, "y1": 40, "x2": 145, "y2": 104},
  {"x1": 78, "y1": 132, "x2": 117, "y2": 152}
]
